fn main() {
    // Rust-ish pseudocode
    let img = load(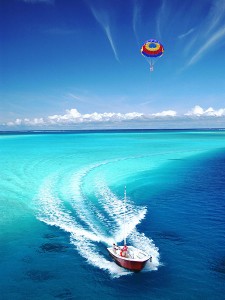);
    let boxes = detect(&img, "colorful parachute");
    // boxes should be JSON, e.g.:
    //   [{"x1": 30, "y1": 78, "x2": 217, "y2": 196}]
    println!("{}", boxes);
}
[{"x1": 141, "y1": 39, "x2": 164, "y2": 71}]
